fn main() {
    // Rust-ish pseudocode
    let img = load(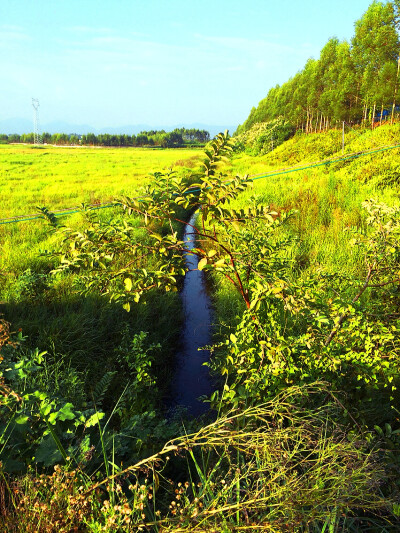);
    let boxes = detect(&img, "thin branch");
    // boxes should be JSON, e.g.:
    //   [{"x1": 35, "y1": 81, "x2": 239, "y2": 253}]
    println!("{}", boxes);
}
[{"x1": 368, "y1": 277, "x2": 400, "y2": 288}]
